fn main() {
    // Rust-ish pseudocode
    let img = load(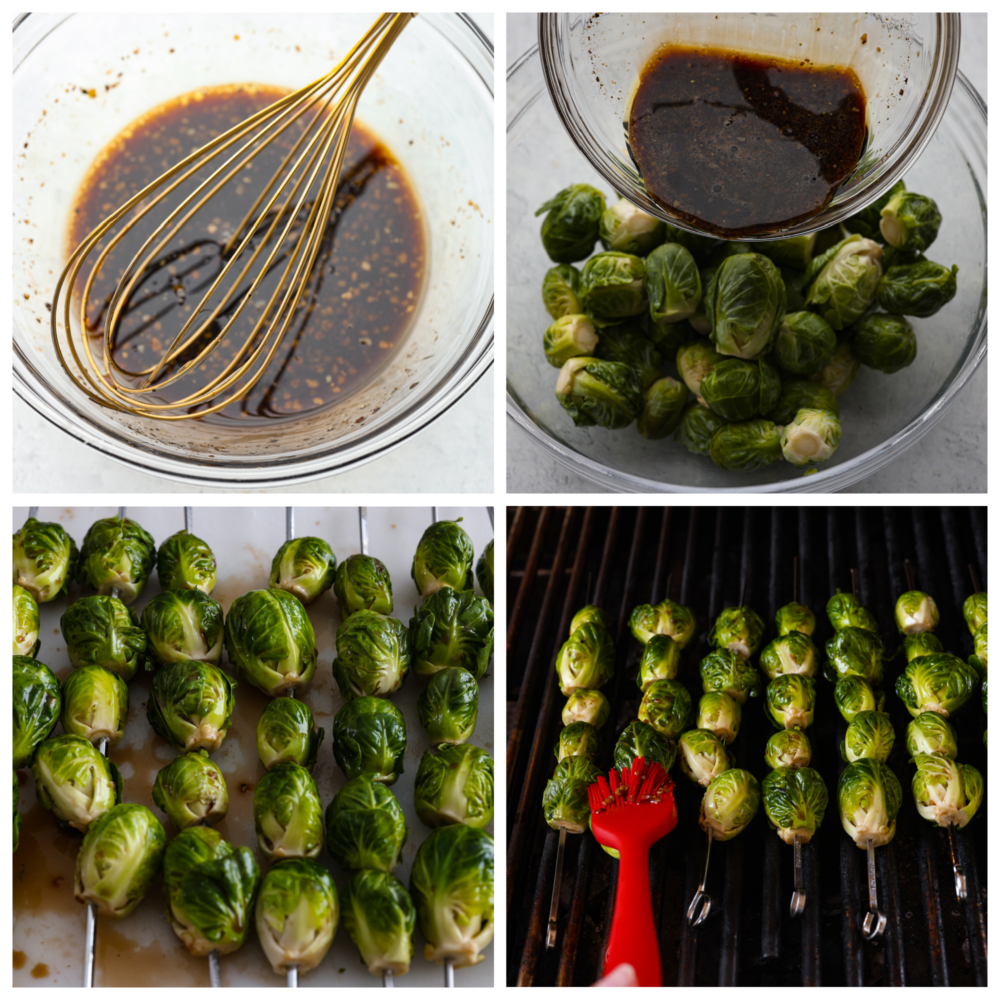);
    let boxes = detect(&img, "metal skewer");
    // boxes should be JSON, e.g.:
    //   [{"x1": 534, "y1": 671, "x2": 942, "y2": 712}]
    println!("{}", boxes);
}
[
  {"x1": 431, "y1": 506, "x2": 439, "y2": 524},
  {"x1": 686, "y1": 832, "x2": 714, "y2": 926},
  {"x1": 359, "y1": 507, "x2": 369, "y2": 556},
  {"x1": 486, "y1": 507, "x2": 494, "y2": 529},
  {"x1": 545, "y1": 827, "x2": 568, "y2": 948},
  {"x1": 282, "y1": 505, "x2": 298, "y2": 988},
  {"x1": 28, "y1": 505, "x2": 39, "y2": 519},
  {"x1": 185, "y1": 506, "x2": 193, "y2": 533}
]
